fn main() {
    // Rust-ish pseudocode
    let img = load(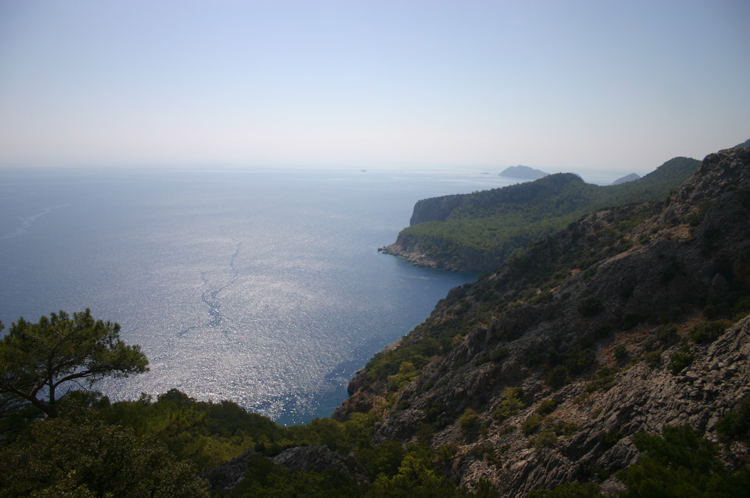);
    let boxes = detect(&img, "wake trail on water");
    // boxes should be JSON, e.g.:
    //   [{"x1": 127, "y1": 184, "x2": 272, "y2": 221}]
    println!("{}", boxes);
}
[
  {"x1": 0, "y1": 204, "x2": 69, "y2": 240},
  {"x1": 178, "y1": 239, "x2": 242, "y2": 338}
]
